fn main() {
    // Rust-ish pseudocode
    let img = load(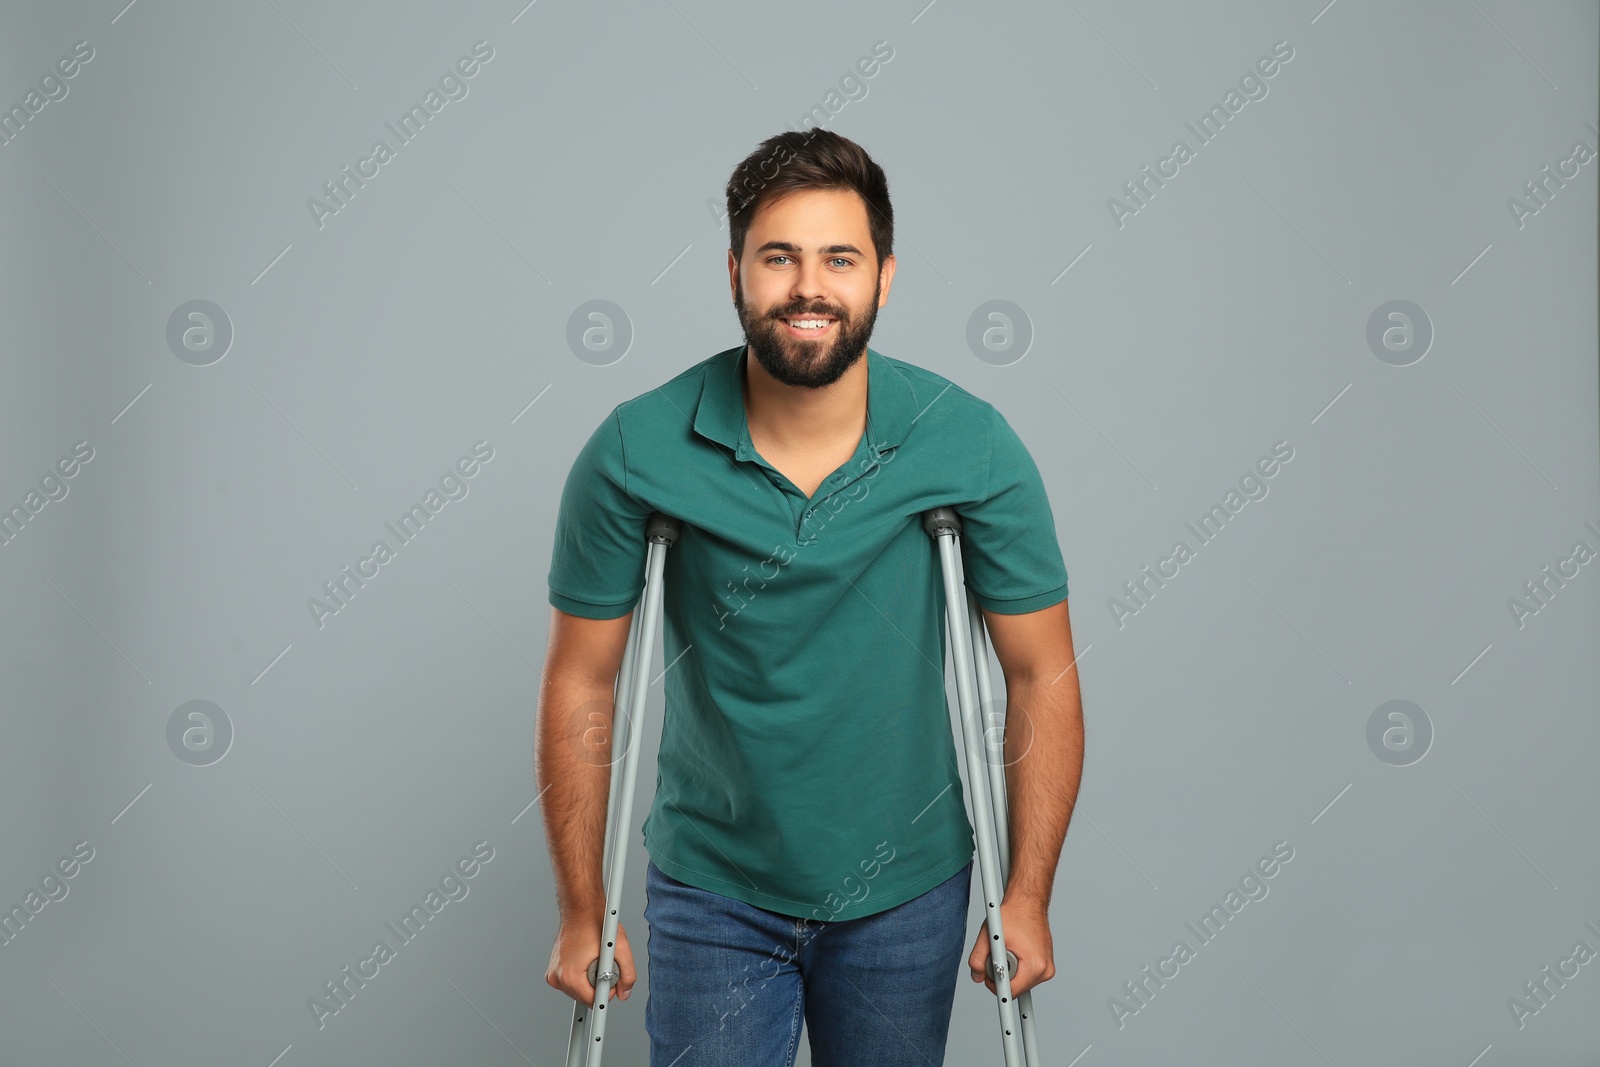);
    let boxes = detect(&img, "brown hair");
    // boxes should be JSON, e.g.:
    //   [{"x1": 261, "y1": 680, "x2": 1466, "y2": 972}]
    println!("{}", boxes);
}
[{"x1": 724, "y1": 128, "x2": 893, "y2": 267}]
